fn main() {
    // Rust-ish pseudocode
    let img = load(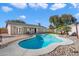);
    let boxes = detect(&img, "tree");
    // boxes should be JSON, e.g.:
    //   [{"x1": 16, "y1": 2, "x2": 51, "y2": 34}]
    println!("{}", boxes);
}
[
  {"x1": 49, "y1": 24, "x2": 54, "y2": 29},
  {"x1": 49, "y1": 14, "x2": 77, "y2": 35},
  {"x1": 56, "y1": 25, "x2": 64, "y2": 34},
  {"x1": 60, "y1": 14, "x2": 77, "y2": 25},
  {"x1": 49, "y1": 15, "x2": 60, "y2": 27},
  {"x1": 63, "y1": 25, "x2": 71, "y2": 35}
]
